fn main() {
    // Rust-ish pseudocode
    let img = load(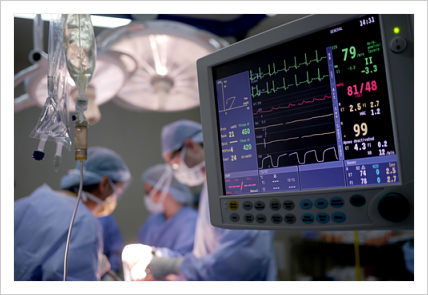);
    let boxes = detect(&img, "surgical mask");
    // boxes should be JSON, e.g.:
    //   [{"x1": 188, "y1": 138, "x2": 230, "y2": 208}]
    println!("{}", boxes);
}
[
  {"x1": 144, "y1": 194, "x2": 164, "y2": 214},
  {"x1": 173, "y1": 147, "x2": 205, "y2": 186},
  {"x1": 81, "y1": 180, "x2": 118, "y2": 217},
  {"x1": 143, "y1": 168, "x2": 173, "y2": 214}
]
